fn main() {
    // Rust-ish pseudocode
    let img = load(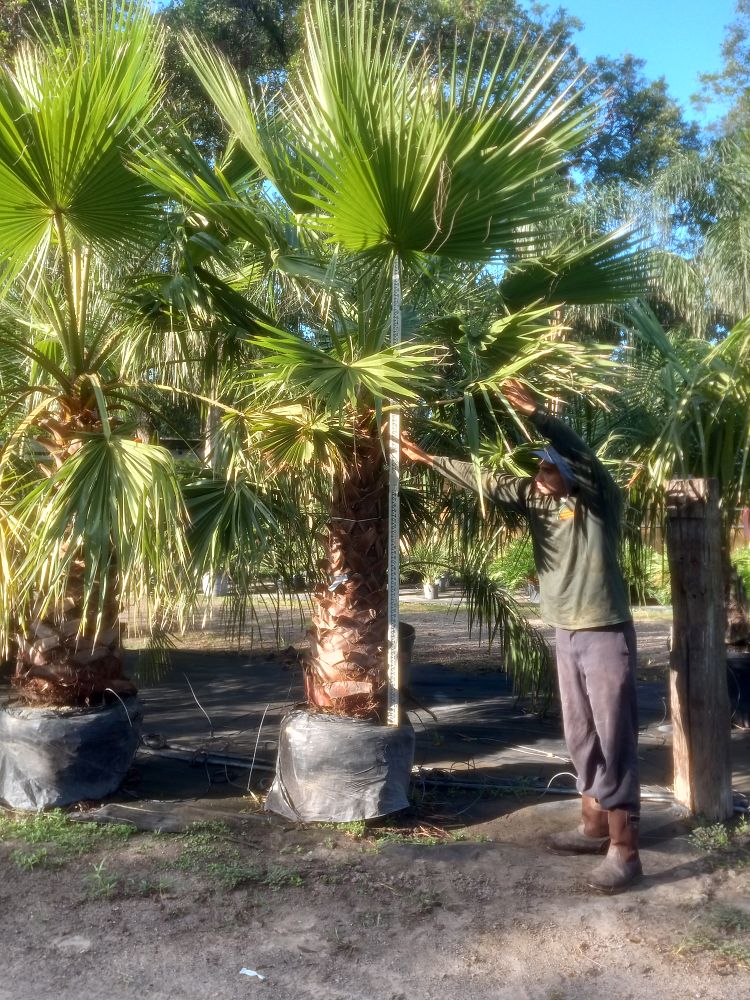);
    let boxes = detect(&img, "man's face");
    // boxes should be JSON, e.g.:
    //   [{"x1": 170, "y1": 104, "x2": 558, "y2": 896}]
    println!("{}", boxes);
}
[{"x1": 534, "y1": 460, "x2": 567, "y2": 497}]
